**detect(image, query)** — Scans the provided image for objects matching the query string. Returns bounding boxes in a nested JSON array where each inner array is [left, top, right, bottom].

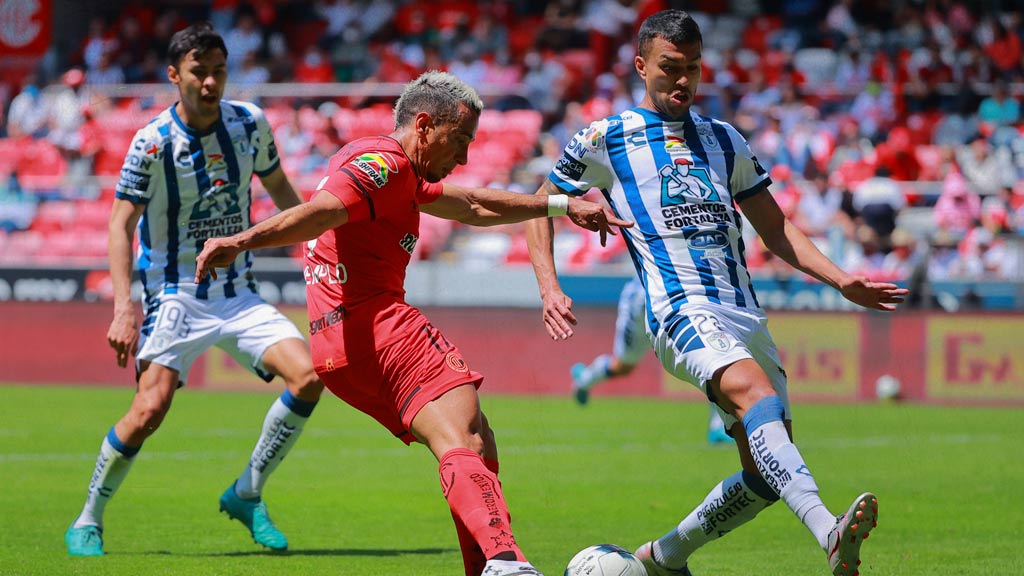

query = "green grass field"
[[0, 384, 1020, 576]]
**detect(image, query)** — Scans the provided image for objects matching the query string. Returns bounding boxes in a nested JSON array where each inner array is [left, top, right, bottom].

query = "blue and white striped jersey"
[[115, 100, 280, 301], [548, 107, 772, 336]]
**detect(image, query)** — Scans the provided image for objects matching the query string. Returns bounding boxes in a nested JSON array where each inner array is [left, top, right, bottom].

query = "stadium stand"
[[0, 0, 1022, 285]]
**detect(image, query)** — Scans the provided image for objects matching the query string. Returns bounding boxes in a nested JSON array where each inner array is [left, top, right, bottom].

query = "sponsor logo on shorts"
[[445, 351, 468, 373], [309, 304, 346, 335]]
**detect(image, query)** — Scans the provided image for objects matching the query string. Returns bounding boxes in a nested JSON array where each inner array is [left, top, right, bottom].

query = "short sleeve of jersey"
[[547, 120, 614, 197], [727, 124, 772, 202], [416, 180, 443, 204], [246, 103, 280, 177], [317, 150, 410, 224], [114, 126, 161, 204]]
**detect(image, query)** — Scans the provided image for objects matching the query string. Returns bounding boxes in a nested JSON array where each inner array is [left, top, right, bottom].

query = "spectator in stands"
[[852, 167, 905, 246], [47, 69, 91, 170], [849, 81, 895, 141], [82, 16, 117, 74], [223, 10, 263, 72], [926, 230, 962, 280], [0, 170, 36, 233], [834, 50, 871, 93], [537, 0, 588, 52], [879, 228, 921, 282], [116, 15, 151, 83], [294, 44, 335, 83], [824, 0, 858, 49], [6, 73, 49, 138], [86, 49, 126, 85], [797, 172, 843, 238], [522, 50, 568, 117], [984, 18, 1022, 77], [979, 79, 1021, 147], [933, 170, 981, 236], [956, 132, 1016, 196], [234, 51, 271, 85]]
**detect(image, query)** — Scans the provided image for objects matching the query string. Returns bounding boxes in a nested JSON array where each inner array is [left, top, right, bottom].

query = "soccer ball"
[[564, 544, 648, 576]]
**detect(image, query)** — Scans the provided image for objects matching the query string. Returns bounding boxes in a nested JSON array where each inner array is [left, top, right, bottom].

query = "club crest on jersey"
[[660, 159, 720, 205], [695, 123, 720, 150], [351, 152, 397, 188]]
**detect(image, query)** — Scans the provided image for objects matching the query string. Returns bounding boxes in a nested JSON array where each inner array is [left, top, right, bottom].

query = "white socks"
[[743, 396, 836, 549], [234, 390, 317, 500], [73, 428, 139, 528], [576, 354, 613, 389], [654, 470, 778, 569]]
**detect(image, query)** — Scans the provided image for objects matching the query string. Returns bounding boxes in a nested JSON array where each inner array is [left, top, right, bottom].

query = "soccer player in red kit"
[[196, 71, 631, 576]]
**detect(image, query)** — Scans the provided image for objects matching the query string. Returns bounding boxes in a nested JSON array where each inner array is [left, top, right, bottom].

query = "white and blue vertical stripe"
[[114, 100, 279, 302], [549, 108, 768, 342]]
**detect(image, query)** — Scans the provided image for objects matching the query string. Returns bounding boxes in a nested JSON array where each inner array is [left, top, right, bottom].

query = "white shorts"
[[651, 303, 790, 430], [612, 277, 651, 366], [136, 291, 305, 386]]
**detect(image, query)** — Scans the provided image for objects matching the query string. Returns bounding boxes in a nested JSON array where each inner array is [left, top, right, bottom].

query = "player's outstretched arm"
[[195, 191, 349, 282], [525, 180, 577, 340], [740, 189, 908, 311], [423, 182, 631, 245]]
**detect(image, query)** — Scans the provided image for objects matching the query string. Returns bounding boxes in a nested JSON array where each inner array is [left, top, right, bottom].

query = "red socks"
[[439, 448, 524, 573]]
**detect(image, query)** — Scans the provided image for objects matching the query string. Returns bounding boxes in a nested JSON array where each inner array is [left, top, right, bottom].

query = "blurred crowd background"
[[1, 0, 1022, 302]]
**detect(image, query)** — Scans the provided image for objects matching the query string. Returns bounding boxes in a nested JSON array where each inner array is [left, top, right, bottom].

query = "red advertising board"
[[1, 302, 1022, 407]]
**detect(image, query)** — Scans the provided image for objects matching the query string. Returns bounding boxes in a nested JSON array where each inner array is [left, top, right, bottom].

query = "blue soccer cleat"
[[571, 363, 590, 406], [65, 524, 104, 556], [219, 483, 288, 551], [827, 492, 879, 576], [707, 427, 735, 445]]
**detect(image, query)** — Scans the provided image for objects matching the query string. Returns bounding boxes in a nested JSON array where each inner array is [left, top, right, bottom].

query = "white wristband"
[[547, 194, 569, 217]]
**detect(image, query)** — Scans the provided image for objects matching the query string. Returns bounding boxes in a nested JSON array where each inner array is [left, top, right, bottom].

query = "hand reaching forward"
[[566, 198, 633, 246], [195, 237, 242, 283], [839, 276, 909, 311]]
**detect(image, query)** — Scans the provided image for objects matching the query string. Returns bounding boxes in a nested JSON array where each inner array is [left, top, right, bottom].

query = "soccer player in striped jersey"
[[526, 10, 907, 576], [65, 23, 323, 556]]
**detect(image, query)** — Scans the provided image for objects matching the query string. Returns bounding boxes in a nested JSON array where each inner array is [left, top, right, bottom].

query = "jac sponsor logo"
[[928, 317, 1024, 399]]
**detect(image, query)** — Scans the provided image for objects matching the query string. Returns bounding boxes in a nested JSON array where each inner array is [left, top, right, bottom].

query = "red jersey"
[[304, 136, 443, 367]]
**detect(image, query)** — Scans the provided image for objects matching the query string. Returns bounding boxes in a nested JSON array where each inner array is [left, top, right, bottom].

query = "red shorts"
[[316, 309, 483, 444]]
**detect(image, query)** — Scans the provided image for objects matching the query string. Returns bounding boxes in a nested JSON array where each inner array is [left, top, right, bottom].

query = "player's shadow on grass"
[[139, 547, 453, 557]]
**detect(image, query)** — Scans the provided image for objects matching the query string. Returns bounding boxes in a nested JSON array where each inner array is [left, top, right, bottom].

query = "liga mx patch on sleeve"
[[350, 152, 398, 188]]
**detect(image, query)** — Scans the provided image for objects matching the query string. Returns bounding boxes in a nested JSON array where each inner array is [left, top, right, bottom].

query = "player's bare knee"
[[286, 368, 323, 401], [132, 397, 170, 435]]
